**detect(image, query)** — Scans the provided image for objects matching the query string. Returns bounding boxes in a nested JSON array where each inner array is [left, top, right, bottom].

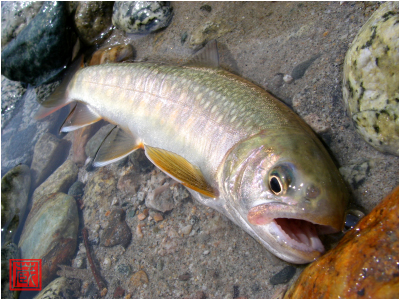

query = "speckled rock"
[[30, 132, 71, 188], [34, 277, 80, 299], [19, 193, 79, 276], [32, 160, 78, 204], [89, 44, 135, 66], [1, 1, 43, 49], [101, 209, 132, 248], [285, 186, 399, 299], [1, 243, 20, 299], [74, 1, 114, 46], [343, 2, 399, 156], [112, 1, 173, 34], [1, 1, 75, 85], [1, 164, 31, 243]]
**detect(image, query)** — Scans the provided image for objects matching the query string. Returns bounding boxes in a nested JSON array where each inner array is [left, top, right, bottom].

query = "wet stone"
[[1, 164, 31, 243], [74, 1, 114, 46], [116, 264, 132, 276], [34, 277, 80, 299], [30, 132, 71, 188], [32, 160, 78, 204], [1, 1, 76, 85], [101, 209, 132, 248], [112, 1, 173, 34], [270, 266, 297, 285], [68, 181, 85, 201], [145, 183, 175, 213]]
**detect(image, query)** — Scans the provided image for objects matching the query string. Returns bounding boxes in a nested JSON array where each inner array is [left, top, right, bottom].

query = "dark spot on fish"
[[393, 272, 399, 277], [375, 57, 379, 66], [384, 45, 390, 54], [233, 285, 240, 298], [361, 26, 377, 49], [382, 11, 396, 22], [379, 141, 383, 145], [373, 125, 379, 134], [353, 59, 357, 67], [357, 288, 365, 296], [369, 138, 373, 143], [200, 4, 212, 12], [291, 54, 321, 80]]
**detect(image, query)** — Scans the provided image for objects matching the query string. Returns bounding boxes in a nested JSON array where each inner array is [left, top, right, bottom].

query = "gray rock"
[[112, 1, 173, 34], [34, 277, 80, 299], [1, 243, 20, 299], [1, 164, 31, 243], [74, 1, 114, 46], [68, 181, 85, 200], [1, 1, 43, 49], [30, 132, 71, 188], [32, 160, 78, 204], [18, 192, 79, 261], [1, 1, 76, 85]]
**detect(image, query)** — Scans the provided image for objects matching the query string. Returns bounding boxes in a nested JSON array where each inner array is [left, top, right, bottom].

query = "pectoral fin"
[[60, 102, 102, 132], [144, 145, 218, 198], [92, 126, 143, 167]]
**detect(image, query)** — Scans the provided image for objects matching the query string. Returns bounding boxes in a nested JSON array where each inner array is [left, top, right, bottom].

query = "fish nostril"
[[306, 185, 320, 199]]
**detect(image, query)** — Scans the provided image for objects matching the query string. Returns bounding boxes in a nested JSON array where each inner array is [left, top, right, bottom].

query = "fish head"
[[220, 130, 349, 263]]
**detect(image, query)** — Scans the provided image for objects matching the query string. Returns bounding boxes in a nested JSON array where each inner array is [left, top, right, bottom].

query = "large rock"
[[1, 243, 20, 299], [285, 186, 399, 299], [1, 164, 31, 243], [34, 277, 80, 299], [18, 193, 79, 286], [1, 1, 75, 85], [343, 2, 399, 155]]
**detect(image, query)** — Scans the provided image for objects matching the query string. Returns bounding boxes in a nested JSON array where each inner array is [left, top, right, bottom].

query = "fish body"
[[36, 42, 349, 263]]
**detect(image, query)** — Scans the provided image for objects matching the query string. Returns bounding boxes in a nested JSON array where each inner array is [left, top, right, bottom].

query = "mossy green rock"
[[343, 2, 399, 156], [18, 192, 79, 260], [1, 164, 31, 243]]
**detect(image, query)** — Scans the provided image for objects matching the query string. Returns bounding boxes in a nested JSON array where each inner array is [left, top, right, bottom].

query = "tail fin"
[[34, 56, 84, 120]]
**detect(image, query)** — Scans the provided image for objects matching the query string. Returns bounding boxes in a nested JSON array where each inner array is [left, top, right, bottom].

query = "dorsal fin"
[[144, 144, 219, 198], [60, 102, 102, 132], [185, 40, 219, 68], [92, 126, 143, 167]]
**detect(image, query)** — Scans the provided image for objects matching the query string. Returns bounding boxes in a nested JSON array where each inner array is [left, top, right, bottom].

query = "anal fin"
[[92, 126, 143, 167], [60, 102, 102, 132], [144, 144, 218, 198]]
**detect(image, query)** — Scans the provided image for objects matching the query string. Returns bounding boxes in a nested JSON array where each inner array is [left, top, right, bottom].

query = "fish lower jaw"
[[269, 218, 325, 253]]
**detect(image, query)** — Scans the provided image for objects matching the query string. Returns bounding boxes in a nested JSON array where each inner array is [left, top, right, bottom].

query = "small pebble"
[[178, 273, 191, 281], [103, 257, 111, 270], [138, 213, 147, 221], [203, 250, 210, 255], [283, 74, 293, 83], [130, 270, 149, 287], [181, 224, 193, 235], [153, 213, 164, 222]]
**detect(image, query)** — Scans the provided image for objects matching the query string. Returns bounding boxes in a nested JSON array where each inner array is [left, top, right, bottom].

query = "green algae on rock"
[[343, 2, 399, 156]]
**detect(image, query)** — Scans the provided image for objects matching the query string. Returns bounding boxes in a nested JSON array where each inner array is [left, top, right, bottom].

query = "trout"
[[36, 41, 349, 263]]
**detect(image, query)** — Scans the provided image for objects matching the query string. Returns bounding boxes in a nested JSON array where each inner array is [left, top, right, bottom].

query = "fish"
[[35, 41, 349, 264]]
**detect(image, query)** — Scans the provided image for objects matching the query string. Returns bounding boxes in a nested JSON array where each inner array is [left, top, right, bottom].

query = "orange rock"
[[285, 187, 399, 299], [130, 270, 149, 287]]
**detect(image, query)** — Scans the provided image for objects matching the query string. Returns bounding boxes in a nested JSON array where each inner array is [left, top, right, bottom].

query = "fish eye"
[[267, 165, 291, 196]]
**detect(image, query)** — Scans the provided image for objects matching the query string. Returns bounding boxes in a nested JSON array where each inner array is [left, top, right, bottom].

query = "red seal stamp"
[[9, 259, 42, 291]]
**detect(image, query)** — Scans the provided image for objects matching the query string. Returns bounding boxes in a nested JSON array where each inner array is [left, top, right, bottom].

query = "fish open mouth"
[[247, 205, 339, 253], [270, 218, 326, 253]]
